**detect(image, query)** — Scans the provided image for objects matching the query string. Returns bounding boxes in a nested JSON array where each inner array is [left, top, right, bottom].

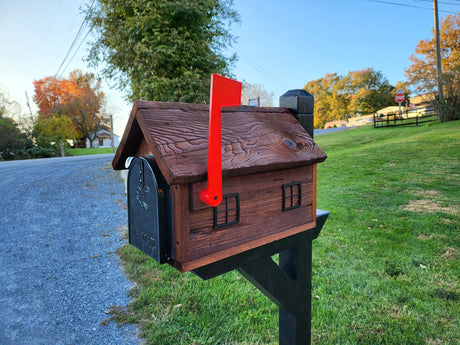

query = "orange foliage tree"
[[33, 70, 108, 147], [405, 13, 459, 94], [405, 13, 459, 121]]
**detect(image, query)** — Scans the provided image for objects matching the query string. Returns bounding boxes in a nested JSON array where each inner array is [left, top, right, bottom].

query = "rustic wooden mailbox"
[[113, 92, 326, 273], [113, 76, 328, 344]]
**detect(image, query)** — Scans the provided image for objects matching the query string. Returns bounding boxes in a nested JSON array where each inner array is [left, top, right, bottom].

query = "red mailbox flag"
[[199, 74, 242, 207]]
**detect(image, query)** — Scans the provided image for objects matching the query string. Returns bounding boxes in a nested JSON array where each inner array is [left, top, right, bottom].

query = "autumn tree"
[[405, 13, 459, 121], [342, 69, 394, 115], [33, 77, 79, 116], [304, 73, 342, 128], [304, 68, 397, 128], [85, 0, 239, 103], [33, 70, 108, 146]]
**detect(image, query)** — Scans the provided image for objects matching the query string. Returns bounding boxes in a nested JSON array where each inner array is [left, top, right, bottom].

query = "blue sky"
[[1, 0, 458, 135]]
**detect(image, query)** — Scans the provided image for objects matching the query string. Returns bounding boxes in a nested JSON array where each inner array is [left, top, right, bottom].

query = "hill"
[[111, 121, 459, 344]]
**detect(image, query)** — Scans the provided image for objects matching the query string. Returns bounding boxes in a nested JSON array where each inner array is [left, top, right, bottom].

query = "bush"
[[436, 96, 460, 122], [0, 114, 33, 160], [27, 146, 60, 159]]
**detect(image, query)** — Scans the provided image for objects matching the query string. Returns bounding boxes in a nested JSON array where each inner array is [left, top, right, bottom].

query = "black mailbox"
[[127, 156, 172, 264]]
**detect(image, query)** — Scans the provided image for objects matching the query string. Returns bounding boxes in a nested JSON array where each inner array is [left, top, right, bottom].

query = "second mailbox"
[[112, 100, 327, 272]]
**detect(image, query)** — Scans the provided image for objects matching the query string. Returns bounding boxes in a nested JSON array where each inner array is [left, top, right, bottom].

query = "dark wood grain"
[[113, 101, 327, 184], [176, 221, 316, 272], [171, 184, 190, 263], [113, 101, 327, 273], [187, 166, 314, 260]]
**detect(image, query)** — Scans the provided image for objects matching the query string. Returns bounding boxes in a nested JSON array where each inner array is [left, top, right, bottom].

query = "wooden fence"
[[373, 109, 438, 128]]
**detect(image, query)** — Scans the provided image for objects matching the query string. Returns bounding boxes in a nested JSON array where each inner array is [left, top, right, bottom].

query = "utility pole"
[[110, 114, 115, 153], [433, 0, 443, 101], [25, 91, 34, 124]]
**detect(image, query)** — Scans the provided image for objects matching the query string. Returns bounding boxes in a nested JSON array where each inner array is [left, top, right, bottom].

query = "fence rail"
[[373, 109, 437, 128]]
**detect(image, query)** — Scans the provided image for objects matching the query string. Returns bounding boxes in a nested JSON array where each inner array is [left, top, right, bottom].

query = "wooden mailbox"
[[112, 100, 327, 272]]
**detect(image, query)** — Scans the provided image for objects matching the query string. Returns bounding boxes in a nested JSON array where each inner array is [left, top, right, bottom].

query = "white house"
[[86, 130, 120, 148]]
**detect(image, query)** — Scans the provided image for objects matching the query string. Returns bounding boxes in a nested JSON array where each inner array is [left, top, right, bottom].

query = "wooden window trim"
[[282, 182, 301, 211], [213, 193, 240, 229]]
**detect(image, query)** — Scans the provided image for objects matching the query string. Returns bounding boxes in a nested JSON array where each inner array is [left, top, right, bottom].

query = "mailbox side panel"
[[181, 165, 315, 271], [171, 184, 191, 265]]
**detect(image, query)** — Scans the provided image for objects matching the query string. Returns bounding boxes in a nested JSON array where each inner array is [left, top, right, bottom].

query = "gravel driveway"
[[0, 154, 139, 345]]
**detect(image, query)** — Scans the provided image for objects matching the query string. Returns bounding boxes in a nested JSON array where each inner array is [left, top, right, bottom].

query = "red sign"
[[395, 91, 405, 103]]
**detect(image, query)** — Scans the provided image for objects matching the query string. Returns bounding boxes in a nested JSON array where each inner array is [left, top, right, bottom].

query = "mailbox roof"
[[112, 101, 327, 185]]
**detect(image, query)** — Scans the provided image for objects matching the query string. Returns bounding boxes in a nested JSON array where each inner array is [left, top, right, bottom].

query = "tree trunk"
[[59, 139, 65, 157]]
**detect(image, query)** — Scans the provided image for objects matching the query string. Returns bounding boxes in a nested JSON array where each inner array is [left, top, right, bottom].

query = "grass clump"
[[110, 121, 459, 344]]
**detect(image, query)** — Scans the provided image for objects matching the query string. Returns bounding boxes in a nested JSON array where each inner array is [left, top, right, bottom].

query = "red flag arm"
[[199, 74, 242, 207]]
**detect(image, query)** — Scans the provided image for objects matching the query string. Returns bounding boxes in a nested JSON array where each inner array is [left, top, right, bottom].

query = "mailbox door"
[[127, 157, 170, 264]]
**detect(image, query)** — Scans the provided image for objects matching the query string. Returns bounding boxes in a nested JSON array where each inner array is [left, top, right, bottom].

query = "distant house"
[[324, 120, 347, 129], [86, 130, 119, 148], [410, 93, 435, 107], [347, 115, 373, 127], [375, 106, 401, 115]]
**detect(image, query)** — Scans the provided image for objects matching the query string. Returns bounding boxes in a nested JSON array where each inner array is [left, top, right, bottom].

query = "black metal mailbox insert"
[[127, 156, 172, 264]]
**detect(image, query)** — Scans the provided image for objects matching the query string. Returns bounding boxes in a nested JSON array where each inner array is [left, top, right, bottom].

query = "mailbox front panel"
[[127, 157, 170, 264]]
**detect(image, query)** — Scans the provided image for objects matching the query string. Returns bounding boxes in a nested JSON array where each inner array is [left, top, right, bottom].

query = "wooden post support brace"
[[193, 210, 329, 345], [237, 210, 328, 345]]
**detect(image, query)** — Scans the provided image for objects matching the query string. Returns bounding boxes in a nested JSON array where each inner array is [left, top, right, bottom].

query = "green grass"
[[69, 147, 115, 156], [109, 121, 459, 344]]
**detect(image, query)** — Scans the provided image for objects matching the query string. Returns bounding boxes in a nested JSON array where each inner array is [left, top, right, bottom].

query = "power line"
[[36, 0, 96, 107], [54, 19, 88, 79], [60, 24, 94, 78], [416, 0, 460, 5], [55, 0, 96, 79], [366, 0, 459, 13], [238, 52, 289, 90]]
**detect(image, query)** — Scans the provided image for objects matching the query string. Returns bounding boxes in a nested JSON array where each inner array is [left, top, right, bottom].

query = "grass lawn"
[[69, 147, 115, 156], [109, 121, 459, 344]]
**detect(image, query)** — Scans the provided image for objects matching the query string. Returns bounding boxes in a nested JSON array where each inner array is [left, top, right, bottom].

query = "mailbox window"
[[214, 193, 240, 229], [282, 182, 301, 211]]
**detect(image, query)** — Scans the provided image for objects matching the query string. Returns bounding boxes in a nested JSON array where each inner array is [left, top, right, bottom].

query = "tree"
[[0, 92, 32, 160], [34, 115, 77, 157], [304, 68, 397, 128], [341, 68, 394, 115], [405, 13, 459, 94], [241, 82, 275, 106], [33, 77, 80, 116], [33, 70, 108, 146], [304, 73, 341, 128], [85, 0, 240, 103], [405, 13, 459, 121]]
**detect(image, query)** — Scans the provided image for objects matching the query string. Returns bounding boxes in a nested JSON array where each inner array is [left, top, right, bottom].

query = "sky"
[[1, 0, 458, 136]]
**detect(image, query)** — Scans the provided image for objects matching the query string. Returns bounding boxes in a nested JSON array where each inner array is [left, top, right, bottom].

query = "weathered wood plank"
[[171, 184, 190, 263], [187, 166, 314, 260], [189, 166, 314, 212], [312, 164, 317, 221], [113, 101, 327, 183], [131, 103, 326, 184], [176, 221, 316, 272]]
